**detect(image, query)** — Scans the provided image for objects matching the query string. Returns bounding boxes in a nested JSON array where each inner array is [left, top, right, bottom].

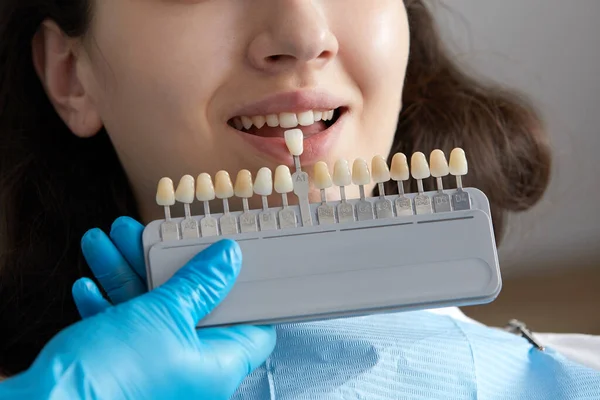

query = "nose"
[[247, 1, 339, 74]]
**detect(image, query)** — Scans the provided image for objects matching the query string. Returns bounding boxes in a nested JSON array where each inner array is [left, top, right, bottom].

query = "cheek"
[[85, 3, 240, 144], [335, 2, 409, 100]]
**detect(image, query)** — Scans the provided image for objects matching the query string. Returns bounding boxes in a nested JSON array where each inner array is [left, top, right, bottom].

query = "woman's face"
[[76, 0, 410, 221]]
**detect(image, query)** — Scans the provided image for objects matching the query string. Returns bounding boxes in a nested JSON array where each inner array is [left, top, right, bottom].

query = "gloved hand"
[[0, 238, 276, 400], [74, 216, 150, 315]]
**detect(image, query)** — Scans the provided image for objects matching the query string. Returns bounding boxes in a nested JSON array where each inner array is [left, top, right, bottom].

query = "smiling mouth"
[[227, 107, 345, 138]]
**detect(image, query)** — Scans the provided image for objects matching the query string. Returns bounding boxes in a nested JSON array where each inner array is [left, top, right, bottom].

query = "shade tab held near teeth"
[[352, 158, 371, 186], [234, 169, 254, 198], [411, 152, 431, 180], [196, 173, 216, 201], [254, 167, 273, 196], [274, 165, 294, 193], [284, 129, 304, 156], [371, 155, 391, 183], [175, 175, 195, 204], [314, 161, 333, 190], [430, 149, 450, 178], [449, 148, 468, 176], [215, 170, 234, 199], [156, 177, 176, 206], [390, 153, 410, 181], [333, 159, 352, 187]]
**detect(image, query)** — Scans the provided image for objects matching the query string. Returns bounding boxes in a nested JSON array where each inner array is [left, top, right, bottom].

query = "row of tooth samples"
[[155, 148, 471, 241], [312, 148, 470, 225]]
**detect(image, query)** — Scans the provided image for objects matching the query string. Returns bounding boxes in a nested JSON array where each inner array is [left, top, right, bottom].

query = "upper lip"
[[228, 90, 346, 119]]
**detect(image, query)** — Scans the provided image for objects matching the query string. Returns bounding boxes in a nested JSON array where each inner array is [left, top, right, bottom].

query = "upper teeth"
[[233, 109, 336, 130]]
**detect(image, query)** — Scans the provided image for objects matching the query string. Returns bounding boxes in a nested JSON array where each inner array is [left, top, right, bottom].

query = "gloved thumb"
[[144, 239, 242, 326]]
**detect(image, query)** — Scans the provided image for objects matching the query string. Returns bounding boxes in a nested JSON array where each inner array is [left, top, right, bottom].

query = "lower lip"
[[229, 112, 346, 166]]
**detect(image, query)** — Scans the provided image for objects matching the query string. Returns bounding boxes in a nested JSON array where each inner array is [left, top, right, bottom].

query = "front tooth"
[[175, 175, 196, 204], [241, 116, 253, 130], [411, 152, 431, 180], [297, 111, 314, 126], [274, 165, 294, 194], [313, 111, 323, 122], [314, 161, 333, 190], [196, 173, 216, 202], [266, 114, 279, 127], [234, 169, 254, 199], [352, 158, 371, 186], [333, 159, 352, 187], [284, 129, 304, 156], [215, 171, 234, 199], [233, 117, 244, 130], [252, 115, 266, 129], [279, 112, 298, 128], [254, 167, 273, 196], [156, 177, 176, 206]]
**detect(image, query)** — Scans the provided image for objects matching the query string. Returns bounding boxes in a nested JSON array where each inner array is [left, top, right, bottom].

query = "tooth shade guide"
[[152, 148, 474, 236], [143, 155, 500, 327]]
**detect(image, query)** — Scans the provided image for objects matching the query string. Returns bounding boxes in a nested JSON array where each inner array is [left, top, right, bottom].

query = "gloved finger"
[[109, 216, 147, 281], [72, 278, 112, 318], [197, 325, 277, 375], [81, 228, 146, 304], [146, 239, 242, 325]]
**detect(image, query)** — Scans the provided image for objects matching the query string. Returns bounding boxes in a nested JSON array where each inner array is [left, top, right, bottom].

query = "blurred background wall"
[[430, 0, 600, 332]]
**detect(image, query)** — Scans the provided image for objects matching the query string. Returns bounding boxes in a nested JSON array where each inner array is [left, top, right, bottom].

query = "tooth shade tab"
[[156, 177, 176, 206], [215, 170, 234, 199], [411, 152, 431, 180], [284, 129, 304, 156], [196, 173, 216, 201], [274, 165, 294, 193], [333, 159, 352, 187], [234, 169, 253, 198], [430, 149, 450, 178], [254, 167, 273, 196], [175, 175, 195, 204], [314, 161, 333, 190], [449, 148, 468, 176], [352, 158, 371, 186], [390, 153, 410, 181], [371, 155, 391, 183]]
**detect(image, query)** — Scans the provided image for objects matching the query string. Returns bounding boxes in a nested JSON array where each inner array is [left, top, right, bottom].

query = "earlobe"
[[31, 20, 103, 138]]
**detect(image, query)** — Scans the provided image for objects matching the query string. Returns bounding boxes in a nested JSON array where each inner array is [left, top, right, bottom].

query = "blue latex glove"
[[74, 216, 150, 314], [0, 238, 276, 399], [66, 217, 600, 400]]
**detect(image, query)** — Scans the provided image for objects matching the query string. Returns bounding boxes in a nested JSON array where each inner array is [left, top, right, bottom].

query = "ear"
[[31, 20, 102, 138]]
